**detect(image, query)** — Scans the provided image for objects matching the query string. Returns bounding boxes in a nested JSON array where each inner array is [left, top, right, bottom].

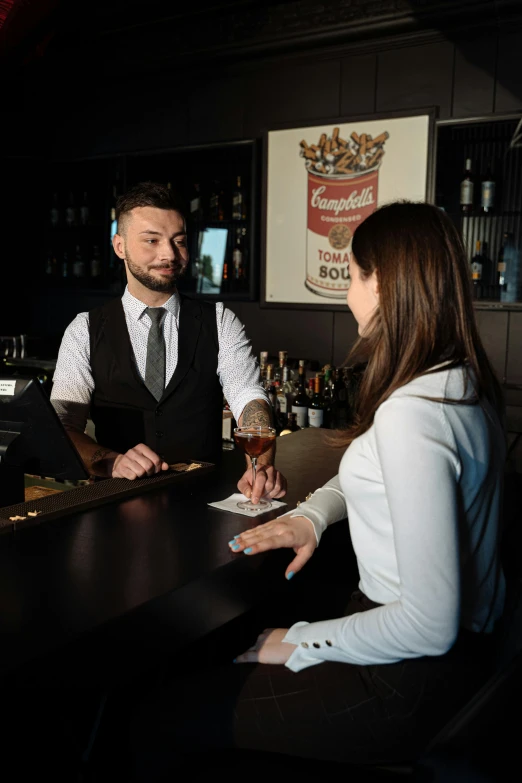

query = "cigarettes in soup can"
[[300, 127, 389, 299]]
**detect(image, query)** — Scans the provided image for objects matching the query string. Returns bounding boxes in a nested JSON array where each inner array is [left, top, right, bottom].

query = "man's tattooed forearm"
[[91, 448, 114, 465], [242, 399, 272, 427]]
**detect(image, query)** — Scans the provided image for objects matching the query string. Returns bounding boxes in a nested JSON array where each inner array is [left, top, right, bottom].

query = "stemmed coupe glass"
[[233, 425, 277, 511]]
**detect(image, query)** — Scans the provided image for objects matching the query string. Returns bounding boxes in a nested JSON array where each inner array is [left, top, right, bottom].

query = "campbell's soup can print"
[[300, 126, 389, 299]]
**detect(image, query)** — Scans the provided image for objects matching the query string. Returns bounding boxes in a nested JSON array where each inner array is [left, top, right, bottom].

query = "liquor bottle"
[[209, 181, 225, 221], [50, 192, 61, 228], [232, 226, 245, 284], [480, 240, 494, 289], [44, 249, 58, 276], [264, 364, 274, 391], [259, 351, 268, 384], [190, 183, 203, 223], [72, 244, 86, 278], [232, 175, 246, 220], [308, 376, 326, 428], [65, 191, 78, 227], [291, 360, 309, 429], [62, 250, 70, 278], [276, 369, 289, 421], [279, 412, 301, 436], [480, 162, 495, 215], [499, 232, 519, 303], [460, 158, 474, 214], [307, 378, 315, 399], [90, 245, 102, 278], [470, 240, 483, 298], [80, 191, 90, 226], [274, 350, 288, 384]]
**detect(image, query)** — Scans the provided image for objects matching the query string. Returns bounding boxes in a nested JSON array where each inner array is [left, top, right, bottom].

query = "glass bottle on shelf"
[[291, 360, 309, 429], [470, 240, 483, 298], [65, 191, 79, 227], [500, 232, 520, 303], [190, 183, 203, 223], [232, 175, 247, 220], [259, 351, 268, 384], [274, 350, 288, 384], [232, 226, 245, 285], [209, 180, 225, 221], [460, 158, 474, 214], [80, 191, 90, 226], [50, 192, 61, 228], [280, 411, 301, 435], [480, 162, 495, 215], [308, 375, 326, 428], [72, 244, 86, 278], [90, 245, 102, 278]]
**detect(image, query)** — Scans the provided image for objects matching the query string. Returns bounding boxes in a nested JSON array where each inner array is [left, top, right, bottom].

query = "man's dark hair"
[[116, 181, 185, 233]]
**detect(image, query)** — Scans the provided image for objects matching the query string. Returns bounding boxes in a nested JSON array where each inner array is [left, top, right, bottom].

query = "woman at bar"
[[126, 201, 506, 777]]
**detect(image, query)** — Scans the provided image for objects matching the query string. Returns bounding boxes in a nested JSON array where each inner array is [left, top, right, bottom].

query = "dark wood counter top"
[[0, 428, 346, 687]]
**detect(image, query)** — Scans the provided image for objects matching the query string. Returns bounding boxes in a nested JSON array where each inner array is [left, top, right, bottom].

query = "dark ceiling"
[[2, 0, 522, 83]]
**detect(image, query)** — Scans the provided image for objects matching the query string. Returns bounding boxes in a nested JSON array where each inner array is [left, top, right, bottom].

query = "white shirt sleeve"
[[215, 302, 269, 422], [286, 474, 348, 546], [283, 396, 462, 672], [50, 313, 93, 433]]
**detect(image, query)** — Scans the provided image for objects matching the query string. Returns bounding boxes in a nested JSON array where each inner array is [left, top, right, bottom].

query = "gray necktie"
[[144, 307, 166, 401]]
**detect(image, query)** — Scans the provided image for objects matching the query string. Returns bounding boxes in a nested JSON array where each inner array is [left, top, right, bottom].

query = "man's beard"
[[125, 254, 186, 293]]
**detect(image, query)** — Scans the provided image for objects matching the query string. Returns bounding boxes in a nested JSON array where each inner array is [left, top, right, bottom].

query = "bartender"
[[50, 181, 287, 504]]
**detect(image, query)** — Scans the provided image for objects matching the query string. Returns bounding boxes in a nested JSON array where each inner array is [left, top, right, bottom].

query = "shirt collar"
[[122, 286, 181, 323]]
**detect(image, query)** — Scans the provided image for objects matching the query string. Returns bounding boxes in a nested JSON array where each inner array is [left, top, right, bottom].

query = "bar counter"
[[0, 428, 349, 688]]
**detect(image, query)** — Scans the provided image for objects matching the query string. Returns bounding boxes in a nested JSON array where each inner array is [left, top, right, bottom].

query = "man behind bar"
[[50, 181, 286, 503]]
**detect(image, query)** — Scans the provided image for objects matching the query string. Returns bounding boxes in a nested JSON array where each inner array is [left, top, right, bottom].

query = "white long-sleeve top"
[[282, 365, 506, 672], [50, 287, 268, 431]]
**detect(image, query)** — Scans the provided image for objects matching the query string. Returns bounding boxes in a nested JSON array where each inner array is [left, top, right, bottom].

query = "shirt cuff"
[[283, 622, 324, 672]]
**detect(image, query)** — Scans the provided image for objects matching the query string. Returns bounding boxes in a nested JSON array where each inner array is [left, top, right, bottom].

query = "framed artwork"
[[261, 109, 436, 308]]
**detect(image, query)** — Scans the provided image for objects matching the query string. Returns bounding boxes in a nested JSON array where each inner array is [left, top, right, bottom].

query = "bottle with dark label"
[[232, 175, 246, 220], [480, 162, 495, 215], [279, 412, 301, 436], [308, 375, 326, 428], [460, 158, 474, 214], [291, 360, 309, 429], [470, 239, 483, 298]]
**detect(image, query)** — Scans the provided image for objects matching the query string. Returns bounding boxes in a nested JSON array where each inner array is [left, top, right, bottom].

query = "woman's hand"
[[234, 628, 297, 665], [237, 464, 287, 505], [229, 514, 317, 579]]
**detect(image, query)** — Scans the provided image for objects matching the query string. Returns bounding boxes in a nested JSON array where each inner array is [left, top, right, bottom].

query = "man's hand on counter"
[[111, 444, 169, 480], [237, 463, 287, 505]]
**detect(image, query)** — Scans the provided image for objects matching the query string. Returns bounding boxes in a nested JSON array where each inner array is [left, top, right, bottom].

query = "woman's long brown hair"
[[334, 200, 504, 447]]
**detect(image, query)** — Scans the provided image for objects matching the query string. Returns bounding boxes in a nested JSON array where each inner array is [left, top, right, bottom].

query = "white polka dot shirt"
[[50, 287, 268, 433]]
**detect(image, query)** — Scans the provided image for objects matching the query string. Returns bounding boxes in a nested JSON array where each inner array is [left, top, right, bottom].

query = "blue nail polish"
[[286, 571, 294, 580], [233, 534, 240, 539], [232, 658, 237, 663], [232, 545, 240, 551], [244, 547, 252, 554], [228, 539, 235, 545]]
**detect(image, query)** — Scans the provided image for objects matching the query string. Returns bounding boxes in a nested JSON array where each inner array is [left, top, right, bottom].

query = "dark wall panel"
[[506, 312, 522, 386], [235, 302, 334, 367], [333, 312, 360, 368], [340, 53, 377, 117], [453, 35, 496, 117], [376, 41, 454, 119], [188, 75, 246, 145], [475, 309, 509, 382], [495, 29, 522, 113], [243, 59, 341, 138]]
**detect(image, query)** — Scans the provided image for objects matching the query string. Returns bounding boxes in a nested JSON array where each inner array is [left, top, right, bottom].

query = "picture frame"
[[261, 108, 437, 310]]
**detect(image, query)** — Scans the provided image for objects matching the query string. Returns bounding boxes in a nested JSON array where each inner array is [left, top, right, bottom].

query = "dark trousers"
[[117, 588, 496, 782]]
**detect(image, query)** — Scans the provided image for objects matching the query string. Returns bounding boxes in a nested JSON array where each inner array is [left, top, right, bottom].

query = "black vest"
[[88, 295, 223, 464]]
